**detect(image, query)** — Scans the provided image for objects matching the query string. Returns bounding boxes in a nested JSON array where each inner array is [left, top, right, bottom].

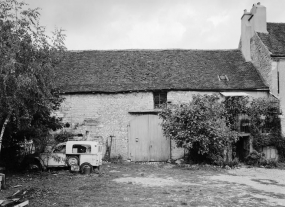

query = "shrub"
[[105, 154, 123, 163], [214, 157, 240, 168], [245, 150, 263, 166], [266, 159, 278, 168], [54, 131, 74, 143], [160, 94, 238, 164]]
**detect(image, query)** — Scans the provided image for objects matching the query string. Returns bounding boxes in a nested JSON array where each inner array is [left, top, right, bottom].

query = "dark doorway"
[[235, 136, 250, 162]]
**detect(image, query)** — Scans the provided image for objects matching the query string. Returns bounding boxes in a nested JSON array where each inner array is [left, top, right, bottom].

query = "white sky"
[[24, 0, 285, 50]]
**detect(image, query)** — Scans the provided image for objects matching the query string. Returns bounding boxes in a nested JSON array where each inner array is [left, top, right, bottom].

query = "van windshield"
[[53, 145, 66, 153]]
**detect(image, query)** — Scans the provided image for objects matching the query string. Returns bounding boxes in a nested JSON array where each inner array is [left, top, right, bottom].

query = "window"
[[98, 145, 102, 152], [72, 144, 91, 153], [240, 118, 250, 133], [154, 92, 167, 108], [218, 75, 229, 81]]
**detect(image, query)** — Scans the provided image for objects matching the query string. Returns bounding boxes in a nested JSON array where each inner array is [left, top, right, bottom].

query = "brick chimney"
[[240, 2, 268, 61]]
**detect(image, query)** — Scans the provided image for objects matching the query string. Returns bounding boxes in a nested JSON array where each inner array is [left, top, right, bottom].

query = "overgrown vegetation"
[[0, 0, 66, 169], [245, 150, 278, 168], [247, 98, 285, 162], [226, 96, 285, 162], [160, 94, 285, 165], [54, 131, 74, 143], [160, 94, 239, 164]]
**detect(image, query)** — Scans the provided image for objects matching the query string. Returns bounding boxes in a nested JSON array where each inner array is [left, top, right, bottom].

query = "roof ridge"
[[267, 22, 285, 25], [68, 49, 240, 52]]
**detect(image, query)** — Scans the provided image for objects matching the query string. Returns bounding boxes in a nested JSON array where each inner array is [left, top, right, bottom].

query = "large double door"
[[128, 115, 170, 161]]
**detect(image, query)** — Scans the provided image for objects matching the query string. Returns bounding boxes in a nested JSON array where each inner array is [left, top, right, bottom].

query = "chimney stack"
[[249, 2, 268, 33], [240, 2, 268, 61]]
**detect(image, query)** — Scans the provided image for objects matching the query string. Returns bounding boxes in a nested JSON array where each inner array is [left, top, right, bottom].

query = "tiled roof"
[[258, 23, 285, 56], [55, 49, 268, 93]]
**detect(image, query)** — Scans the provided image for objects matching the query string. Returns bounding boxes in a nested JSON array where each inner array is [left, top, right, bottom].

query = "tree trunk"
[[223, 142, 233, 162], [227, 143, 233, 162], [0, 114, 11, 155]]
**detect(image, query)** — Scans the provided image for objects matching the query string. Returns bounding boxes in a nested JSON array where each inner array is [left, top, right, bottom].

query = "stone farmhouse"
[[54, 3, 284, 162]]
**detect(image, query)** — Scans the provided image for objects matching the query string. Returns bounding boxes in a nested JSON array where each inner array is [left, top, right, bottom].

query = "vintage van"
[[23, 141, 103, 173]]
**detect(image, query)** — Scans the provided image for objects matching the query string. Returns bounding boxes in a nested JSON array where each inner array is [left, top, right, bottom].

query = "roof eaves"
[[59, 87, 269, 95], [270, 54, 285, 57]]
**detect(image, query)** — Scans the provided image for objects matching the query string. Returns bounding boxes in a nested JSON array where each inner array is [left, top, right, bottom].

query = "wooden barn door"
[[128, 115, 170, 161]]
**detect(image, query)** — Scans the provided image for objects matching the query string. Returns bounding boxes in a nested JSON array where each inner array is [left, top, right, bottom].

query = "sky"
[[24, 0, 285, 51]]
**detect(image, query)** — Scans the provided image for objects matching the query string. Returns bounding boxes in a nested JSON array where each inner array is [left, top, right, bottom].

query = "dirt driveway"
[[0, 163, 284, 206]]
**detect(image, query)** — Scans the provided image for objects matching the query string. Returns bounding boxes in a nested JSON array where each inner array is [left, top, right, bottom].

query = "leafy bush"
[[213, 157, 240, 168], [104, 154, 123, 163], [54, 131, 74, 143], [245, 150, 279, 168], [265, 159, 278, 168], [245, 150, 265, 166], [110, 154, 123, 163], [160, 94, 238, 164]]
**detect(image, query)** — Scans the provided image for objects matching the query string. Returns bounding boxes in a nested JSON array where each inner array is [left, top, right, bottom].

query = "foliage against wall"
[[159, 94, 238, 163], [160, 94, 285, 163]]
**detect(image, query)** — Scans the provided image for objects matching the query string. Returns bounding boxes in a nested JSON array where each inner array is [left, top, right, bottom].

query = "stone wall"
[[58, 91, 220, 160], [57, 90, 268, 160], [250, 34, 272, 90], [168, 91, 215, 104], [277, 60, 285, 135], [250, 33, 285, 135], [59, 92, 154, 159]]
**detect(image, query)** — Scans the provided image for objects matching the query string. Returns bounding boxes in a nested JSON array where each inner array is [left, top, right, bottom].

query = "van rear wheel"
[[80, 162, 93, 174], [67, 156, 79, 166]]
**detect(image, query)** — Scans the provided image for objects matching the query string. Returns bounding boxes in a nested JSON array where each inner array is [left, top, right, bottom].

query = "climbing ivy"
[[225, 96, 285, 162], [247, 98, 285, 162]]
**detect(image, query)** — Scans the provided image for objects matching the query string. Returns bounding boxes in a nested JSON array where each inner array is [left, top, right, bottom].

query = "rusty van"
[[22, 141, 103, 173]]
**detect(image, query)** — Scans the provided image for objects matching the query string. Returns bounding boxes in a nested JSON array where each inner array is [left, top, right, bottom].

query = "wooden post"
[[104, 135, 114, 160], [0, 173, 6, 189]]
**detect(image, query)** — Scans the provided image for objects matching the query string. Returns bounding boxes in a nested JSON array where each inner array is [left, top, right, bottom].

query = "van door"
[[42, 144, 67, 167]]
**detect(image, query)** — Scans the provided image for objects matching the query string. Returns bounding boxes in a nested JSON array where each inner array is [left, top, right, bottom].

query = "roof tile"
[[258, 23, 285, 55], [55, 49, 267, 93]]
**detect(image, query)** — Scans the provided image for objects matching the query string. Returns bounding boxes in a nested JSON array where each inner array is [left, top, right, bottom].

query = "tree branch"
[[0, 113, 11, 154]]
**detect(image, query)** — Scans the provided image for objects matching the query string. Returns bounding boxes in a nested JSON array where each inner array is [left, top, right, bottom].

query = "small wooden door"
[[128, 115, 170, 161]]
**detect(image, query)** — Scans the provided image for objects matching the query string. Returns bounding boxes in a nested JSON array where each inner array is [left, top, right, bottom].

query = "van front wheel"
[[67, 156, 79, 166]]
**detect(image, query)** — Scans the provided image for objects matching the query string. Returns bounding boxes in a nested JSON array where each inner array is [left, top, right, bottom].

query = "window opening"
[[218, 75, 229, 81], [240, 118, 250, 133], [154, 92, 167, 108], [64, 122, 70, 128]]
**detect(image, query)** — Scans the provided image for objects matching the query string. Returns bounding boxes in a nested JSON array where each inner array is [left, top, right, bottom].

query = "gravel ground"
[[210, 167, 285, 206], [113, 165, 285, 206], [1, 163, 285, 206]]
